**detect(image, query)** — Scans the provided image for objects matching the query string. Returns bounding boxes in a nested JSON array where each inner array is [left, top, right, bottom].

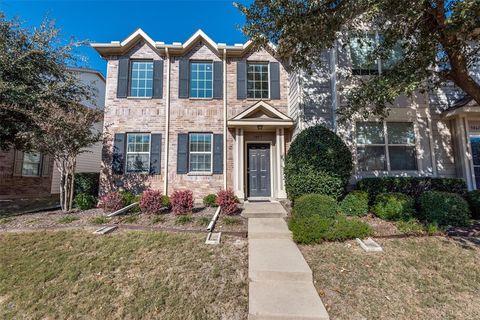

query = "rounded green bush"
[[323, 215, 373, 241], [73, 193, 97, 210], [466, 190, 480, 219], [339, 191, 369, 216], [203, 194, 218, 207], [285, 125, 352, 200], [161, 195, 171, 209], [288, 215, 334, 244], [419, 191, 470, 226], [372, 193, 414, 221], [293, 194, 337, 219]]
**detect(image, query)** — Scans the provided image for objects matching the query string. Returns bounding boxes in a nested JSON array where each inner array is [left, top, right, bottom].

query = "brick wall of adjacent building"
[[0, 150, 54, 199], [101, 39, 290, 198]]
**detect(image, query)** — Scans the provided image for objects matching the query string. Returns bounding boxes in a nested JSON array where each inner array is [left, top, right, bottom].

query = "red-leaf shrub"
[[171, 190, 194, 215], [97, 191, 124, 213], [139, 189, 164, 214], [216, 189, 239, 215]]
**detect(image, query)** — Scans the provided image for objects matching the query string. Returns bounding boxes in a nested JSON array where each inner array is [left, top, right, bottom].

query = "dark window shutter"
[[150, 133, 162, 175], [213, 61, 223, 99], [41, 154, 51, 177], [117, 58, 129, 98], [153, 60, 164, 99], [13, 150, 24, 176], [213, 134, 223, 174], [269, 62, 280, 100], [112, 133, 125, 175], [237, 61, 247, 99], [178, 60, 189, 98], [177, 133, 189, 174]]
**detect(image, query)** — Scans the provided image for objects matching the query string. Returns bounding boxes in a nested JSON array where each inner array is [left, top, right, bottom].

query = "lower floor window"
[[126, 133, 151, 173], [189, 133, 212, 172], [356, 122, 417, 171], [22, 152, 42, 176]]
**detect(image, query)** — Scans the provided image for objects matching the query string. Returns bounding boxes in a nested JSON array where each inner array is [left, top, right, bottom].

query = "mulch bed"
[[358, 214, 404, 237], [0, 205, 247, 234], [447, 222, 480, 237]]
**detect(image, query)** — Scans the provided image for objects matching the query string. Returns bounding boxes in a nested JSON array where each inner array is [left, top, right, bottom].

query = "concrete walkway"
[[244, 202, 329, 320]]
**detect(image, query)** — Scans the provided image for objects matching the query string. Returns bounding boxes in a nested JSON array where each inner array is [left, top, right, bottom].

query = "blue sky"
[[0, 0, 251, 75]]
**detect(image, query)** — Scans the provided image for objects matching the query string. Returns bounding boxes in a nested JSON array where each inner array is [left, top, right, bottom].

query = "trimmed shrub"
[[293, 194, 337, 219], [419, 191, 470, 226], [171, 190, 194, 215], [216, 189, 239, 215], [466, 190, 480, 219], [339, 191, 369, 216], [161, 195, 171, 209], [73, 193, 97, 210], [372, 193, 414, 221], [120, 191, 140, 205], [97, 192, 124, 213], [203, 194, 218, 207], [285, 163, 345, 200], [289, 215, 372, 244], [284, 125, 352, 200], [74, 172, 100, 197], [356, 177, 467, 203], [139, 189, 163, 214]]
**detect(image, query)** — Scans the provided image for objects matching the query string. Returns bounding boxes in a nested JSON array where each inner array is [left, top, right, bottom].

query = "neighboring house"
[[0, 68, 106, 199], [92, 29, 480, 200]]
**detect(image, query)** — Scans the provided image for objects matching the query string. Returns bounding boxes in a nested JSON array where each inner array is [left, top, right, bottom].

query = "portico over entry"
[[228, 101, 294, 200]]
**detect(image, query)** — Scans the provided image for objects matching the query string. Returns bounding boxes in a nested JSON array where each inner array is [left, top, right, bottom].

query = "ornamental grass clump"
[[216, 189, 239, 215], [339, 191, 369, 216], [372, 193, 414, 221], [171, 190, 194, 215]]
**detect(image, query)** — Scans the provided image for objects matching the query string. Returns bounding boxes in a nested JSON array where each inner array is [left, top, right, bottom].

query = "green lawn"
[[301, 237, 480, 320], [0, 230, 247, 319]]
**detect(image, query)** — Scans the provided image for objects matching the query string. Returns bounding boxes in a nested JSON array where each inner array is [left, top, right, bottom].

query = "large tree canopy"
[[0, 12, 92, 150], [237, 0, 480, 119]]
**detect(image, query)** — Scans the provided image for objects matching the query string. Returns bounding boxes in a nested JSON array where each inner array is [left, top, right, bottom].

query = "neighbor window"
[[247, 62, 269, 99], [356, 122, 417, 171], [22, 152, 42, 176], [349, 32, 403, 74], [130, 61, 153, 97], [189, 133, 212, 172], [190, 62, 213, 98], [126, 133, 151, 173]]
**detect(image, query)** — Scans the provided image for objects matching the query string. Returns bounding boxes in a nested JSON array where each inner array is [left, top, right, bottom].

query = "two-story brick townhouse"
[[92, 29, 292, 199], [93, 29, 480, 200]]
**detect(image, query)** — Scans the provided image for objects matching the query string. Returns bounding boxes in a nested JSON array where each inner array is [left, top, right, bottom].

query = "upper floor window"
[[349, 33, 403, 75], [22, 152, 42, 176], [126, 133, 151, 173], [247, 62, 269, 99], [189, 133, 212, 173], [356, 122, 417, 172], [130, 61, 153, 97], [190, 62, 213, 98]]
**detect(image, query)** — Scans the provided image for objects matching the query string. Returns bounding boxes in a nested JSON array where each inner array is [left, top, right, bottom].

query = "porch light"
[[257, 125, 263, 130]]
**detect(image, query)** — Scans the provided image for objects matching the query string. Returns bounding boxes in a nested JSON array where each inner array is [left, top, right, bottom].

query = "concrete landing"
[[248, 218, 291, 239], [242, 202, 287, 218], [247, 202, 329, 320]]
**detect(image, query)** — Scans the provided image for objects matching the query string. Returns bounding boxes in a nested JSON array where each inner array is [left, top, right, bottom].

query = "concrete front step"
[[249, 239, 312, 282], [242, 202, 287, 218], [249, 280, 330, 320], [248, 218, 291, 239]]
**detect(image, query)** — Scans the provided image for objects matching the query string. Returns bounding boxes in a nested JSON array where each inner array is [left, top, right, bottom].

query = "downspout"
[[223, 48, 227, 189], [163, 48, 171, 194], [330, 41, 338, 132]]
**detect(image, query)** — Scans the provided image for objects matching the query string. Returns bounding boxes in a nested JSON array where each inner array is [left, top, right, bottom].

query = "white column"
[[276, 128, 287, 198], [235, 128, 245, 199]]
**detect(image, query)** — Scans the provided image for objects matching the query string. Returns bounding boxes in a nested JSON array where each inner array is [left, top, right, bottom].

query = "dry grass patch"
[[301, 237, 480, 320], [0, 230, 248, 319]]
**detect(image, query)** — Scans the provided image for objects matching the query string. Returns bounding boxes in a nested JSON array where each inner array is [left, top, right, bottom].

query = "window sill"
[[21, 175, 42, 178], [126, 96, 153, 100], [245, 98, 271, 101], [187, 172, 213, 176], [188, 97, 214, 100]]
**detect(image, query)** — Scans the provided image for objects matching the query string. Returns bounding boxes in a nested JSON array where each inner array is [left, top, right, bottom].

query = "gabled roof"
[[442, 95, 480, 118], [228, 101, 293, 128], [91, 29, 277, 58]]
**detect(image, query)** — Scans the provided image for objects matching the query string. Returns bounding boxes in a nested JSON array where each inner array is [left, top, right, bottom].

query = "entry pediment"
[[230, 101, 292, 121]]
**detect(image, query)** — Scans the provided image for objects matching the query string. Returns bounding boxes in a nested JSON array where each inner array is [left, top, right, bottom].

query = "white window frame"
[[189, 61, 213, 99], [125, 133, 151, 173], [188, 133, 213, 173], [22, 151, 42, 177], [247, 62, 270, 99], [355, 121, 417, 172], [129, 60, 154, 98]]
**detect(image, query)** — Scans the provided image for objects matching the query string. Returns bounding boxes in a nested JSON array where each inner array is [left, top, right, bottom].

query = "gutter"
[[163, 48, 171, 194]]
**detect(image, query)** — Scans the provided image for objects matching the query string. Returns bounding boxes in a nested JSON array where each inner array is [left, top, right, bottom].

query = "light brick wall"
[[100, 39, 290, 199]]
